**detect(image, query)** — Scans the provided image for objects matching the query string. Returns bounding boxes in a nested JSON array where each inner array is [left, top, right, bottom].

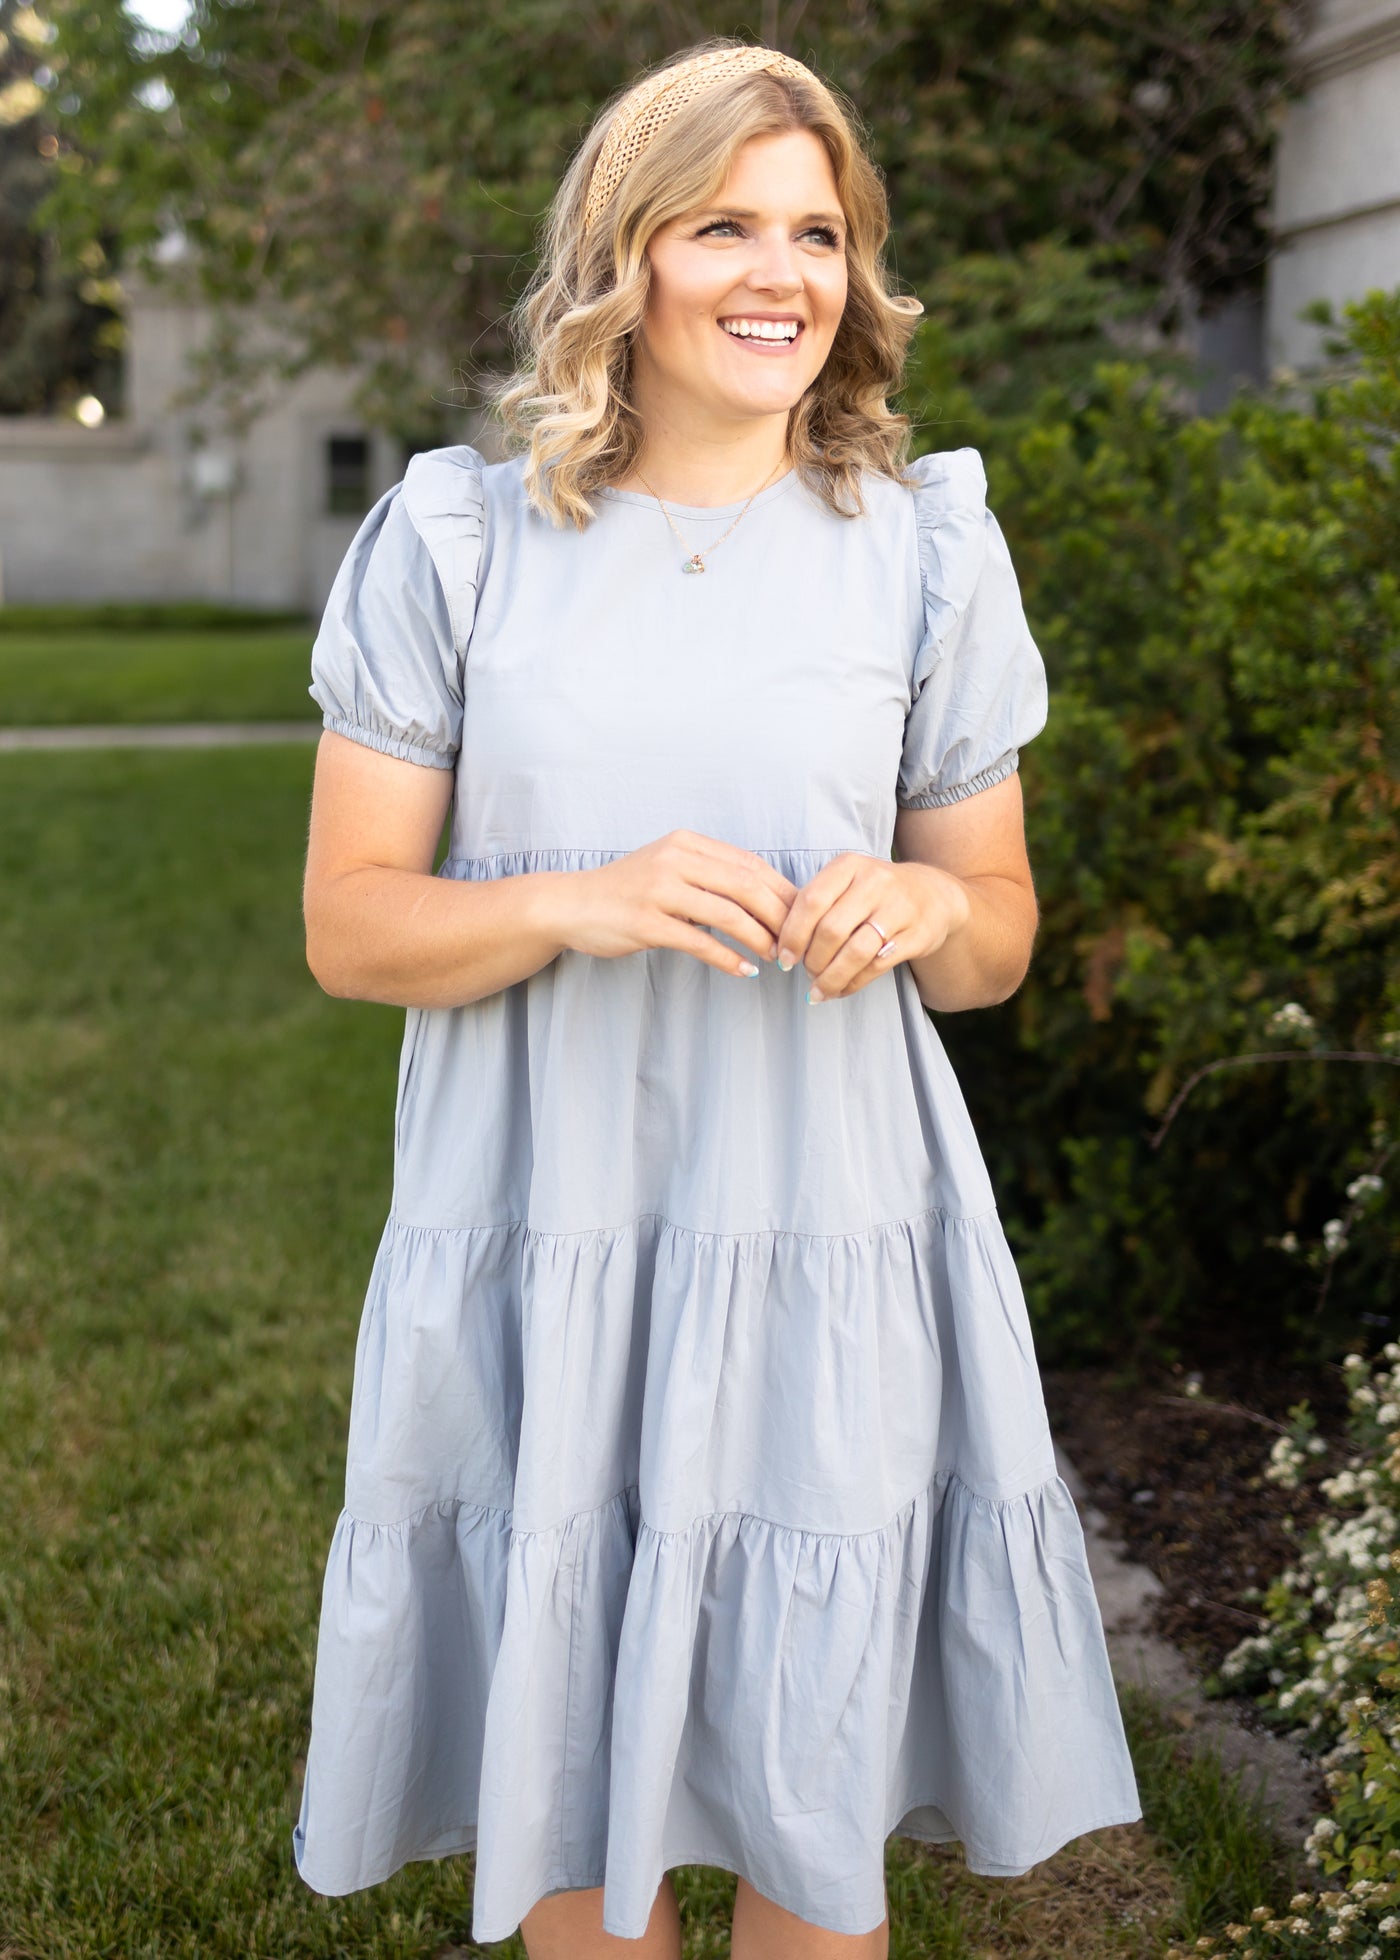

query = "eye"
[[696, 219, 743, 239], [803, 224, 841, 248]]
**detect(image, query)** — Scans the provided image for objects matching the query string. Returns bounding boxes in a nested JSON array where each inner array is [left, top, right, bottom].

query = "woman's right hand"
[[557, 829, 798, 977]]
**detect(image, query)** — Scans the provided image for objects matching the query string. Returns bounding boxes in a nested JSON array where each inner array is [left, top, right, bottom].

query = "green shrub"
[[914, 288, 1400, 1365]]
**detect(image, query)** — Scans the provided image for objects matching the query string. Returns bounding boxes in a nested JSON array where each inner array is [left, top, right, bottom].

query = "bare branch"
[[1149, 1052, 1400, 1152]]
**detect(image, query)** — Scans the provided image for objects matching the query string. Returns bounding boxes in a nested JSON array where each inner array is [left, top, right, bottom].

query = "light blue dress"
[[291, 443, 1142, 1942]]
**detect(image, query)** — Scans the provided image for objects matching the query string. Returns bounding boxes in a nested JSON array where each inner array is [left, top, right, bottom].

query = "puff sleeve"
[[308, 444, 486, 769], [897, 448, 1048, 810]]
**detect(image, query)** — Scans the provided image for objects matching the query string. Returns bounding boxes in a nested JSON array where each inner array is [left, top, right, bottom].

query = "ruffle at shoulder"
[[307, 444, 488, 770], [896, 447, 1048, 811], [400, 443, 488, 656], [905, 447, 991, 687]]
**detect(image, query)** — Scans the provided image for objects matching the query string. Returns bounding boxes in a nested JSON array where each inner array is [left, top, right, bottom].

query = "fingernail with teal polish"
[[739, 961, 759, 977], [777, 951, 795, 971], [807, 986, 825, 1004]]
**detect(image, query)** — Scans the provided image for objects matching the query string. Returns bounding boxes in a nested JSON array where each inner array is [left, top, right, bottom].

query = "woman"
[[292, 38, 1142, 1960]]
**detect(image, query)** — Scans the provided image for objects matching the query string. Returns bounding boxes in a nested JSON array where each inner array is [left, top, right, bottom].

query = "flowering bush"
[[1163, 1877, 1400, 1958], [1188, 1347, 1400, 1950]]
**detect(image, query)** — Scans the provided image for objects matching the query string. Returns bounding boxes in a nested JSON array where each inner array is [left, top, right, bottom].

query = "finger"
[[811, 922, 900, 999], [803, 874, 895, 975], [687, 850, 799, 914], [679, 856, 797, 937], [774, 856, 863, 965], [809, 918, 891, 997], [654, 915, 766, 978], [679, 832, 800, 899], [670, 885, 780, 962]]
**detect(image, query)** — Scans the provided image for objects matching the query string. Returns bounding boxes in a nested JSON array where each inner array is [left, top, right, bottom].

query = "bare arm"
[[302, 731, 800, 1008], [776, 771, 1038, 1011], [302, 732, 569, 1006], [892, 771, 1039, 1011]]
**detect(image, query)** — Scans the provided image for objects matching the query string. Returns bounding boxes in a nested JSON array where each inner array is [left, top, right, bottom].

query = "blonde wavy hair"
[[489, 38, 924, 529]]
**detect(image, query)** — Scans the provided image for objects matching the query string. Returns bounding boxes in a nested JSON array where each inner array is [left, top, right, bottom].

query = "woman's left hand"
[[775, 854, 971, 1001]]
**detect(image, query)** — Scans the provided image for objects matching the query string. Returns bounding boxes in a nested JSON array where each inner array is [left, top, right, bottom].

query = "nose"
[[744, 226, 804, 298]]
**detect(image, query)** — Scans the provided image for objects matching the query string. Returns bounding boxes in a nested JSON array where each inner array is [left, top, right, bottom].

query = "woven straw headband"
[[581, 46, 823, 235]]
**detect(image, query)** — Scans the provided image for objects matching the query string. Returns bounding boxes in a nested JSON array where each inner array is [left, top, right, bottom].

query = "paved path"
[[0, 721, 320, 751]]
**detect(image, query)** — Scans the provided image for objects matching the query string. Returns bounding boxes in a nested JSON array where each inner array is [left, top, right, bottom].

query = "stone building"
[[0, 275, 492, 613], [1265, 0, 1400, 371]]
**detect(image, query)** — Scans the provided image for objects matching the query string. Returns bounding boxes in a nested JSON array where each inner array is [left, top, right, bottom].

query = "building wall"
[[1265, 0, 1400, 370], [0, 283, 494, 614]]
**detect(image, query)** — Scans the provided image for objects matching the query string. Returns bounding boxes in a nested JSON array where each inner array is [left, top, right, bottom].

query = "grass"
[[0, 618, 317, 726], [0, 745, 1309, 1958]]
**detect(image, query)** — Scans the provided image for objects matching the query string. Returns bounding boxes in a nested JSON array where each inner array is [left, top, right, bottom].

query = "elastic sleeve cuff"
[[320, 714, 456, 770], [896, 750, 1019, 811]]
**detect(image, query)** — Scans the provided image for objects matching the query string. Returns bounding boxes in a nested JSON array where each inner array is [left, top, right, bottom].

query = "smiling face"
[[633, 126, 849, 440]]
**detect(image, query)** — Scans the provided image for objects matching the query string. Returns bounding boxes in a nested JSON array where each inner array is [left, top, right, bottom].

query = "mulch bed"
[[1041, 1347, 1362, 1679]]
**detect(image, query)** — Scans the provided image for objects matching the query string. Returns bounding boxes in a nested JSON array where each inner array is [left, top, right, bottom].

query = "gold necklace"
[[634, 457, 788, 574]]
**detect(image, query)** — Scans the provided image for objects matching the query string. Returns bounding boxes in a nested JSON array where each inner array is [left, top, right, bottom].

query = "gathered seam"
[[337, 1460, 1068, 1539], [383, 1199, 1001, 1242], [439, 843, 877, 868]]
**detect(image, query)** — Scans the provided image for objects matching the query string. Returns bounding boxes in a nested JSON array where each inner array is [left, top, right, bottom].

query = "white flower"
[[1348, 1173, 1384, 1202], [1325, 1218, 1350, 1255], [1379, 1913, 1399, 1932], [1279, 1231, 1300, 1253], [1269, 1002, 1317, 1036], [1309, 1438, 1328, 1454]]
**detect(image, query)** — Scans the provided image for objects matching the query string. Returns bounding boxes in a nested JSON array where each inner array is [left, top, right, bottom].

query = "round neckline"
[[596, 467, 799, 522]]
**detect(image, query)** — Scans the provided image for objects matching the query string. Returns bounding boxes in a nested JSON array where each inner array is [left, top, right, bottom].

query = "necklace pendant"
[[682, 553, 706, 574]]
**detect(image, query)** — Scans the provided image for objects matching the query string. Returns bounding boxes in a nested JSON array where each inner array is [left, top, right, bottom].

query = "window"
[[325, 434, 370, 515]]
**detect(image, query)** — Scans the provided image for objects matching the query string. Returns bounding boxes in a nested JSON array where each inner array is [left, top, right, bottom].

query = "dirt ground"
[[1041, 1348, 1359, 1677]]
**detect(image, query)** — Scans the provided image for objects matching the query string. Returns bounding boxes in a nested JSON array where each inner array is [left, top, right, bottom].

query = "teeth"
[[721, 319, 799, 341]]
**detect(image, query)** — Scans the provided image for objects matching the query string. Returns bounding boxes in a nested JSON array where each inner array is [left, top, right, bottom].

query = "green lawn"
[[0, 746, 1302, 1957], [0, 626, 317, 725]]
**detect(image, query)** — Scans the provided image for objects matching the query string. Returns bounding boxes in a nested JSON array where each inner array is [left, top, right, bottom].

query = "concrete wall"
[[1265, 0, 1400, 370], [0, 284, 493, 614]]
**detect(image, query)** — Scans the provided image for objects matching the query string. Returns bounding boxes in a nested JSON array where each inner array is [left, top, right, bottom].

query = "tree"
[[37, 0, 1301, 431], [0, 0, 122, 414]]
